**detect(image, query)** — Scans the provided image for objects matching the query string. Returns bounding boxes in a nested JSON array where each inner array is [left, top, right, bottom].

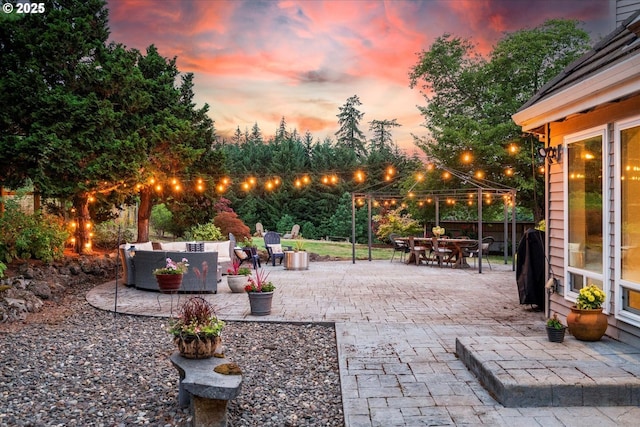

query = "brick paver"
[[88, 260, 640, 426]]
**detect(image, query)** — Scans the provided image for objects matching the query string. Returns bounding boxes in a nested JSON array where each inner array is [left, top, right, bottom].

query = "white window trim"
[[615, 115, 640, 326], [563, 125, 609, 313]]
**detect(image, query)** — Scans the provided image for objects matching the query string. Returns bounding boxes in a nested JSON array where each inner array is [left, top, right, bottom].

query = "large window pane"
[[621, 125, 640, 283], [567, 136, 602, 273]]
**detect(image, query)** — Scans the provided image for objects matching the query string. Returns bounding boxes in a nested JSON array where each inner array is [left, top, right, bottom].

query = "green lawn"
[[250, 237, 394, 260], [248, 237, 515, 263]]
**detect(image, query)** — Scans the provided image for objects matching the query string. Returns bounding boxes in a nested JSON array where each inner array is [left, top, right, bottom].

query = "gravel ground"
[[0, 281, 344, 426]]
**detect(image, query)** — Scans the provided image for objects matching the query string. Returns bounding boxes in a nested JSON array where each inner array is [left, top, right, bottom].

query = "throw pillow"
[[268, 244, 283, 254], [234, 249, 249, 260]]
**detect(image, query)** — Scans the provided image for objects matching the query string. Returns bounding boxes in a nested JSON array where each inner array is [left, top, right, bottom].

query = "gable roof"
[[513, 10, 640, 132]]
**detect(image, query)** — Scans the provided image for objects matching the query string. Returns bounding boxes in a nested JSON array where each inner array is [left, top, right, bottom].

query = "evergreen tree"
[[369, 119, 401, 152], [335, 95, 367, 158]]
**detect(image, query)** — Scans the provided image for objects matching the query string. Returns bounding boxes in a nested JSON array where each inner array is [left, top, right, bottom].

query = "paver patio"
[[88, 260, 640, 426]]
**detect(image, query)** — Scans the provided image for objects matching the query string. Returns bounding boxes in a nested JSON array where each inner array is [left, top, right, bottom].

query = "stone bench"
[[170, 353, 243, 427]]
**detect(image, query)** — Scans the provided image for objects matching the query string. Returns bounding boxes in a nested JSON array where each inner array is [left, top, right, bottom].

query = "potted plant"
[[153, 257, 189, 294], [432, 226, 445, 238], [545, 313, 567, 343], [285, 238, 309, 270], [169, 297, 225, 359], [566, 284, 608, 341], [242, 236, 257, 249], [245, 269, 275, 316], [226, 259, 252, 293]]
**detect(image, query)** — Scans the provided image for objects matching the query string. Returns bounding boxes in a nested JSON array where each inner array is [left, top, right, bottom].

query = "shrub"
[[150, 203, 173, 237], [373, 207, 422, 242], [213, 211, 250, 240], [93, 220, 135, 249], [186, 222, 223, 241], [0, 261, 6, 278], [301, 221, 319, 240], [0, 199, 68, 263]]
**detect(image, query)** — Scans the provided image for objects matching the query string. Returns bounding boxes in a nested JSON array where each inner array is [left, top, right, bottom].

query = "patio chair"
[[408, 236, 428, 266], [264, 231, 285, 266], [283, 224, 300, 239], [255, 222, 266, 237], [428, 237, 453, 267], [466, 236, 493, 269], [389, 233, 410, 263]]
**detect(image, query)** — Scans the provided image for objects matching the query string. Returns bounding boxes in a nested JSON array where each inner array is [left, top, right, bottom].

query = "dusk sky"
[[106, 0, 611, 155]]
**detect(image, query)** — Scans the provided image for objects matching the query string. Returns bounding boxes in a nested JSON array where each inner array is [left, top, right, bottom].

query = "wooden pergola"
[[351, 166, 517, 273]]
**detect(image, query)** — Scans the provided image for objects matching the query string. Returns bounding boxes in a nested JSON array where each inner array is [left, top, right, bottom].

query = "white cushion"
[[268, 244, 283, 254], [127, 241, 154, 251], [160, 241, 187, 252], [204, 241, 231, 253]]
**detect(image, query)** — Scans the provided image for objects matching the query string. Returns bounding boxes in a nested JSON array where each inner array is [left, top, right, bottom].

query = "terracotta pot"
[[247, 291, 273, 316], [566, 306, 608, 341], [174, 335, 222, 359], [227, 275, 249, 293], [155, 273, 183, 294]]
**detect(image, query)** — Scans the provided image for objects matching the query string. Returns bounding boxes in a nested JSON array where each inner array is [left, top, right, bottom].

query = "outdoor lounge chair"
[[264, 231, 285, 266], [283, 224, 300, 239], [255, 222, 266, 237]]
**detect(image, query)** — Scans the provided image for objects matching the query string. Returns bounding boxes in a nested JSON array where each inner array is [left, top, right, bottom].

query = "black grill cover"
[[516, 228, 545, 307]]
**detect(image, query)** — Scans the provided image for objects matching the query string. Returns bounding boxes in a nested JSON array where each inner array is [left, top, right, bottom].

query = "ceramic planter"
[[247, 291, 273, 316], [227, 275, 250, 293], [566, 306, 608, 341]]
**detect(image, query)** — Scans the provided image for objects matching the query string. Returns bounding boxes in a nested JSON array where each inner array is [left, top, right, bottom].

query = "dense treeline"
[[213, 118, 422, 240]]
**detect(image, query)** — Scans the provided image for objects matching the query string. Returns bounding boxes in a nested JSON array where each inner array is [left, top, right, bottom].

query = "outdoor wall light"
[[538, 144, 562, 163]]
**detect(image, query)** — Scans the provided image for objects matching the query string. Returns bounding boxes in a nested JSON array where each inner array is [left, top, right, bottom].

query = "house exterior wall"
[[547, 94, 640, 346], [614, 0, 640, 29]]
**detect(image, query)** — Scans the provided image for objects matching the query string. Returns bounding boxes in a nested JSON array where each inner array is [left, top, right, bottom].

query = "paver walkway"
[[87, 260, 640, 426]]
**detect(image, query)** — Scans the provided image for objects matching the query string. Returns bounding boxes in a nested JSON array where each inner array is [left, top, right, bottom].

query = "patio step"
[[456, 335, 640, 407]]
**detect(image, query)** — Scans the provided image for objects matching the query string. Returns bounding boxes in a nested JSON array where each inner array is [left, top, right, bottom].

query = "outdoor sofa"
[[119, 240, 233, 293]]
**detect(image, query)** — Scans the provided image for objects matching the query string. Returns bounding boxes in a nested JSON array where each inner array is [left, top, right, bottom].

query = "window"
[[564, 128, 606, 303], [616, 117, 640, 322]]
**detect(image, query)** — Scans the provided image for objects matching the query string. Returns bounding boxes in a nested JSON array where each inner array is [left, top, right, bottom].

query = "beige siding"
[[615, 0, 640, 28], [546, 95, 640, 341]]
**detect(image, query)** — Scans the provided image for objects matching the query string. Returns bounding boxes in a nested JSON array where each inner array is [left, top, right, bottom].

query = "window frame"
[[615, 115, 640, 326], [563, 126, 609, 312]]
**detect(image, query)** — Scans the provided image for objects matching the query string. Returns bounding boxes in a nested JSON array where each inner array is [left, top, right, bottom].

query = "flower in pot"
[[567, 284, 608, 341], [432, 226, 445, 238], [226, 259, 252, 293], [545, 313, 566, 343], [169, 296, 225, 359], [153, 257, 189, 293], [245, 269, 276, 316], [576, 284, 606, 310]]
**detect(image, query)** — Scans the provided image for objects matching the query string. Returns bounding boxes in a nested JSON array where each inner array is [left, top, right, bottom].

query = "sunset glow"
[[106, 0, 610, 154]]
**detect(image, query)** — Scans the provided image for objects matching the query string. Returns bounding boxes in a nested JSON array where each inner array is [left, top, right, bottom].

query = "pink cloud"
[[105, 0, 611, 152]]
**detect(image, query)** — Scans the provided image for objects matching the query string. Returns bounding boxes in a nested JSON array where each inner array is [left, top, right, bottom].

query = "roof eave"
[[512, 54, 640, 132]]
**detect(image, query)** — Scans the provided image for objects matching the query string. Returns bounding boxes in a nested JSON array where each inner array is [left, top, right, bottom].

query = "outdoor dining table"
[[397, 237, 478, 268]]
